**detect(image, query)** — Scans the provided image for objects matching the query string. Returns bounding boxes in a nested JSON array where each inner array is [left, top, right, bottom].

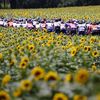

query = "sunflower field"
[[0, 6, 100, 21], [0, 6, 100, 100]]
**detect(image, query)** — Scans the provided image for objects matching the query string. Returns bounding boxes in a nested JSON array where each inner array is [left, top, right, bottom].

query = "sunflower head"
[[92, 51, 99, 57], [79, 43, 84, 48], [31, 67, 45, 80], [2, 75, 11, 85], [84, 46, 91, 52], [0, 53, 3, 60], [73, 95, 87, 100], [0, 91, 10, 100], [84, 46, 88, 52], [19, 46, 24, 52], [87, 46, 91, 51], [13, 88, 22, 97], [80, 38, 86, 43], [53, 93, 68, 100], [21, 56, 29, 64], [9, 59, 16, 66], [68, 41, 72, 47], [96, 93, 100, 100], [20, 80, 32, 91], [28, 44, 35, 51], [92, 64, 97, 72], [19, 61, 27, 69], [17, 45, 21, 50], [70, 48, 77, 56], [44, 71, 59, 82], [75, 69, 89, 85], [90, 37, 96, 43], [65, 73, 73, 83]]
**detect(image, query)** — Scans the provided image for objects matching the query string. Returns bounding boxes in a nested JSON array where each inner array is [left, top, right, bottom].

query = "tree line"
[[0, 0, 100, 9]]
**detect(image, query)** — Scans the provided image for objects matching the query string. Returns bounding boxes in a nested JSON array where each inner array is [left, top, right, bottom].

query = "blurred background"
[[0, 0, 100, 9]]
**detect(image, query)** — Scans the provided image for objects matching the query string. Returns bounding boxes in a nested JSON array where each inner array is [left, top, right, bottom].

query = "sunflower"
[[92, 64, 97, 72], [2, 75, 11, 85], [70, 49, 77, 56], [0, 33, 3, 38], [20, 80, 32, 91], [75, 69, 89, 84], [95, 69, 100, 74], [84, 46, 87, 52], [80, 38, 86, 43], [68, 41, 72, 47], [90, 37, 96, 43], [92, 51, 99, 57], [28, 44, 35, 51], [76, 46, 80, 51], [57, 35, 62, 39], [65, 73, 73, 83], [31, 67, 45, 80], [17, 45, 21, 50], [84, 46, 91, 52], [19, 47, 24, 52], [9, 59, 16, 66], [73, 95, 87, 100], [53, 93, 68, 100], [43, 28, 47, 32], [22, 40, 27, 46], [13, 88, 22, 97], [34, 31, 38, 35], [40, 36, 44, 40], [19, 61, 27, 69], [21, 56, 29, 64], [46, 42, 51, 47], [0, 53, 3, 60], [0, 91, 10, 100], [41, 43, 45, 47], [62, 46, 66, 50], [44, 71, 59, 81], [96, 94, 100, 100], [88, 46, 91, 51]]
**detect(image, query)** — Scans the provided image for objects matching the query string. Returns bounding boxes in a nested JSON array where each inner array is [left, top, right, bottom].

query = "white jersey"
[[78, 23, 86, 31], [27, 23, 33, 28], [13, 22, 21, 28], [69, 23, 77, 29], [33, 21, 38, 26], [46, 23, 53, 29], [13, 22, 17, 27], [3, 21, 8, 27], [16, 24, 21, 28], [40, 23, 46, 28], [21, 22, 27, 28], [35, 23, 40, 29], [60, 24, 66, 30], [0, 20, 3, 25], [58, 21, 61, 25], [97, 24, 100, 30], [54, 22, 60, 27], [87, 24, 91, 28]]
